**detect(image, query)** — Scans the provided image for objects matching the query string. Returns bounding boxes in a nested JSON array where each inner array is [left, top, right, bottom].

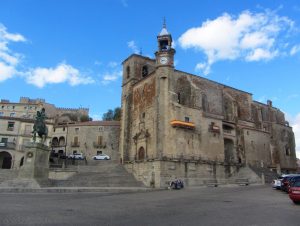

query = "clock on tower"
[[155, 19, 176, 67]]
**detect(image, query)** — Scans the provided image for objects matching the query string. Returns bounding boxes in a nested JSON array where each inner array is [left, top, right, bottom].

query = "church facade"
[[119, 24, 297, 187]]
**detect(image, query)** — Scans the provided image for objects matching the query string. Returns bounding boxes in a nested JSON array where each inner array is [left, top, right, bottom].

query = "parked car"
[[272, 176, 285, 189], [281, 174, 300, 192], [287, 175, 300, 191], [92, 154, 110, 160], [68, 153, 85, 160], [169, 179, 184, 189], [288, 180, 300, 204]]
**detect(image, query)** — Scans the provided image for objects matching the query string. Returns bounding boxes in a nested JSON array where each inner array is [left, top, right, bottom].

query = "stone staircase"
[[248, 164, 279, 184], [48, 160, 145, 188], [0, 169, 18, 184]]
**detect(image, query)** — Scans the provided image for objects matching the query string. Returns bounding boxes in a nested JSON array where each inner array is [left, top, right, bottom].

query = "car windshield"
[[293, 181, 300, 187]]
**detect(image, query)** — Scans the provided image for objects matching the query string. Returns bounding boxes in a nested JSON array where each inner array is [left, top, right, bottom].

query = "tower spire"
[[159, 17, 169, 36], [163, 17, 166, 29]]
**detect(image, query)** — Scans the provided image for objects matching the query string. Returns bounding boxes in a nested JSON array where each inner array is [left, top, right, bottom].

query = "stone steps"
[[0, 170, 18, 184], [248, 165, 279, 183], [48, 162, 144, 188]]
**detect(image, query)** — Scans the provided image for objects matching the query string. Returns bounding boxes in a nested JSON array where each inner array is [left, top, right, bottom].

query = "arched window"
[[52, 137, 59, 147], [285, 146, 291, 156], [0, 151, 12, 169], [126, 66, 130, 79], [59, 136, 65, 146], [177, 92, 181, 104], [142, 65, 148, 77]]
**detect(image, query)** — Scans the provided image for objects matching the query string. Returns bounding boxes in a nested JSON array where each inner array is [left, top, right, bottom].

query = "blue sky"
[[0, 0, 300, 156]]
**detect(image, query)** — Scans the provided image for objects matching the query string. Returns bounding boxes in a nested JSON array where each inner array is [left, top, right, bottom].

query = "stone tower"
[[155, 20, 175, 68]]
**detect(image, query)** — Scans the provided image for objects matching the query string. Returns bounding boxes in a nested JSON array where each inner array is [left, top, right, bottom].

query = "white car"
[[93, 154, 110, 160], [68, 153, 85, 160], [272, 174, 291, 189]]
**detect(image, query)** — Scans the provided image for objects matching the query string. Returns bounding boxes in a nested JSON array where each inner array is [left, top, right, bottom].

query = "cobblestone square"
[[0, 185, 299, 226]]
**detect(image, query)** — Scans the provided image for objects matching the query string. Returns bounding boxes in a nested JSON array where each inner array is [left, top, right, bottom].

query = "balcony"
[[51, 143, 66, 148], [222, 124, 235, 136], [223, 129, 232, 134], [71, 142, 80, 147], [170, 120, 195, 130], [93, 142, 106, 148], [0, 142, 16, 150]]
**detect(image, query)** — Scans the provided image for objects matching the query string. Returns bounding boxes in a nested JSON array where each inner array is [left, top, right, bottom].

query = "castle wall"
[[243, 128, 271, 167]]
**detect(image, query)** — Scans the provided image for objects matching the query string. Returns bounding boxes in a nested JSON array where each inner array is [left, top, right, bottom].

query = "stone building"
[[119, 24, 297, 187], [0, 116, 53, 169], [51, 121, 120, 161], [0, 97, 89, 123], [0, 97, 89, 169]]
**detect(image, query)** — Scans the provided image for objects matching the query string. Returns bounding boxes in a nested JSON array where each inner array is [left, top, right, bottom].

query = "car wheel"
[[93, 157, 97, 160], [293, 200, 300, 204], [105, 157, 108, 160]]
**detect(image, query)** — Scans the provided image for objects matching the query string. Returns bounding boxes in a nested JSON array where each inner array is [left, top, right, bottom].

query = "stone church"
[[119, 23, 297, 187]]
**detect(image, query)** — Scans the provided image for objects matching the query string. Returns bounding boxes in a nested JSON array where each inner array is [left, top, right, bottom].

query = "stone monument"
[[18, 108, 50, 187]]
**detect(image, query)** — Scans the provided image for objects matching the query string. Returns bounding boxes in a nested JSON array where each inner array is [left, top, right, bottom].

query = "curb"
[[0, 187, 160, 193]]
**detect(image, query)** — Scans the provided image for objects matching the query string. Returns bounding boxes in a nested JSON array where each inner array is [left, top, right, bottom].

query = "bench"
[[235, 178, 249, 186]]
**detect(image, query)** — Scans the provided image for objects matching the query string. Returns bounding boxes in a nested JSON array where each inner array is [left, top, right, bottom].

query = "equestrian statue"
[[32, 108, 48, 143]]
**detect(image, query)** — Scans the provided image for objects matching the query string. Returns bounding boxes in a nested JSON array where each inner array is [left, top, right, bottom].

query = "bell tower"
[[155, 19, 176, 67]]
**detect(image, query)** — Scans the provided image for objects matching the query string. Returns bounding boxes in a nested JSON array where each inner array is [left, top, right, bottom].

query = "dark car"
[[288, 180, 300, 204], [169, 179, 184, 189], [288, 176, 300, 190], [281, 175, 300, 192]]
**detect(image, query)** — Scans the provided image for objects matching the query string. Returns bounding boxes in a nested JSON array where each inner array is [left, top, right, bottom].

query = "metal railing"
[[93, 142, 106, 148], [0, 142, 16, 150]]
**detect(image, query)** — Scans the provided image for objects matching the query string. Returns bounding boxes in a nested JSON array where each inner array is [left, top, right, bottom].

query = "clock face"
[[160, 57, 168, 64]]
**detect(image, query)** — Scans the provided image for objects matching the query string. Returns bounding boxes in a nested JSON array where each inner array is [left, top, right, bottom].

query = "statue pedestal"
[[18, 142, 51, 184]]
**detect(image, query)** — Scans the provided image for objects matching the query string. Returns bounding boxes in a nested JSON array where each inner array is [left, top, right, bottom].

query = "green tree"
[[102, 109, 114, 121], [102, 107, 121, 121], [80, 115, 92, 122], [113, 107, 121, 120]]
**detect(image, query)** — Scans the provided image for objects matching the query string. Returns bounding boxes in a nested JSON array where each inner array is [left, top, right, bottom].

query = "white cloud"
[[0, 23, 96, 88], [0, 24, 26, 42], [90, 114, 103, 121], [127, 40, 139, 54], [246, 48, 278, 61], [101, 70, 122, 85], [0, 23, 26, 82], [178, 9, 294, 75], [25, 63, 94, 88], [290, 45, 300, 56], [0, 62, 15, 82], [287, 113, 300, 158], [195, 62, 210, 75]]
